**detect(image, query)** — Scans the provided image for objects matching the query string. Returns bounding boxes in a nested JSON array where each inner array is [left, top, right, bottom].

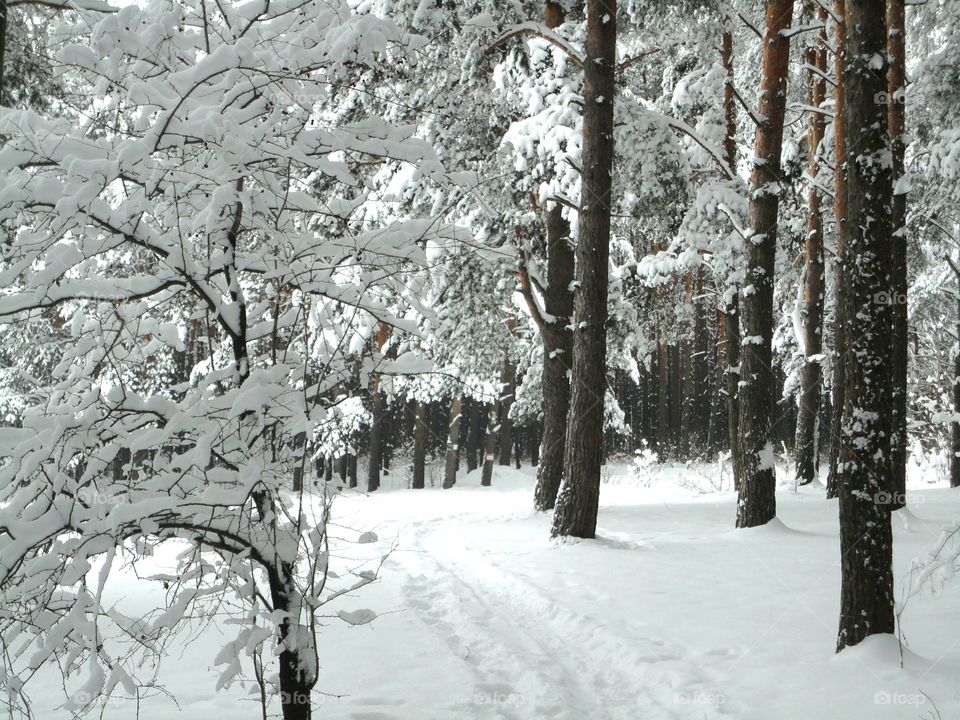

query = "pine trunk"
[[657, 341, 670, 456], [482, 403, 496, 486], [534, 203, 575, 511], [531, 424, 541, 465], [953, 287, 960, 489], [887, 0, 908, 509], [413, 400, 427, 489], [443, 396, 463, 489], [736, 0, 794, 528], [550, 0, 616, 539], [347, 453, 357, 488], [466, 399, 483, 472], [826, 0, 849, 500], [367, 389, 385, 492], [721, 22, 742, 489], [795, 3, 828, 486], [0, 1, 6, 104], [366, 323, 391, 492], [497, 354, 516, 466], [836, 0, 896, 652]]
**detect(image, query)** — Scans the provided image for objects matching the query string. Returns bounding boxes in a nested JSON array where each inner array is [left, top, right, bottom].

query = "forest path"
[[394, 503, 732, 720]]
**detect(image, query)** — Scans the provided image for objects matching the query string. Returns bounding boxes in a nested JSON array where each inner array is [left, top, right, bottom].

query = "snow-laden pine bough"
[[0, 0, 465, 717]]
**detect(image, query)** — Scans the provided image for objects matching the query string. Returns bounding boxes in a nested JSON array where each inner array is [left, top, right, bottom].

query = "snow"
[[22, 462, 960, 719]]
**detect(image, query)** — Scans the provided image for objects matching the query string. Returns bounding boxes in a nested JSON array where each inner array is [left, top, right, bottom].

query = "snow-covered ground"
[[28, 462, 960, 719]]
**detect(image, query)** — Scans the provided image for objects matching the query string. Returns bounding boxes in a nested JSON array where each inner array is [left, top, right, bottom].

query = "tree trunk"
[[382, 405, 394, 476], [550, 0, 616, 539], [482, 404, 496, 486], [836, 0, 895, 652], [795, 2, 828, 486], [679, 274, 695, 456], [887, 0, 908, 509], [366, 322, 391, 492], [466, 399, 483, 472], [497, 353, 516, 466], [367, 389, 385, 492], [736, 0, 795, 528], [657, 340, 670, 456], [721, 20, 742, 490], [269, 565, 315, 720], [0, 0, 7, 105], [533, 203, 575, 510], [953, 286, 960, 489], [693, 269, 712, 449], [953, 283, 960, 489], [443, 396, 463, 489], [413, 400, 427, 489], [347, 454, 357, 488], [531, 423, 541, 466], [669, 344, 683, 438], [826, 0, 849, 500]]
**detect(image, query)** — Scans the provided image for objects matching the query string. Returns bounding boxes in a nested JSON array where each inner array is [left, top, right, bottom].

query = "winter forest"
[[1, 0, 960, 717]]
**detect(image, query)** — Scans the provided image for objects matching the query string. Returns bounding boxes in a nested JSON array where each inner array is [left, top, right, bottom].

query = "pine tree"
[[736, 0, 795, 528], [836, 0, 896, 652], [551, 0, 617, 539], [795, 1, 828, 486]]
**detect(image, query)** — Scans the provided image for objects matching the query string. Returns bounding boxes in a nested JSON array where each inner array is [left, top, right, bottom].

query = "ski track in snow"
[[397, 512, 729, 719]]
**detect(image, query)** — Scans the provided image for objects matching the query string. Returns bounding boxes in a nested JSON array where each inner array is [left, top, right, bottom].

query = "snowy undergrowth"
[[27, 462, 960, 719]]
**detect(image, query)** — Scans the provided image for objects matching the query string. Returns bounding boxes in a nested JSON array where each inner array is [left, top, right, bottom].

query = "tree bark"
[[679, 274, 695, 456], [268, 563, 315, 720], [413, 400, 427, 489], [482, 403, 496, 486], [721, 20, 742, 488], [347, 454, 357, 488], [836, 0, 895, 652], [514, 427, 523, 469], [367, 389, 386, 492], [443, 396, 463, 489], [497, 353, 516, 466], [533, 203, 575, 510], [531, 423, 541, 465], [953, 285, 960, 489], [795, 2, 828, 486], [887, 0, 908, 509], [550, 0, 616, 539], [366, 322, 391, 492], [736, 0, 795, 528], [0, 0, 7, 105], [466, 398, 483, 472], [827, 0, 849, 500], [656, 340, 670, 456], [953, 284, 960, 489]]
